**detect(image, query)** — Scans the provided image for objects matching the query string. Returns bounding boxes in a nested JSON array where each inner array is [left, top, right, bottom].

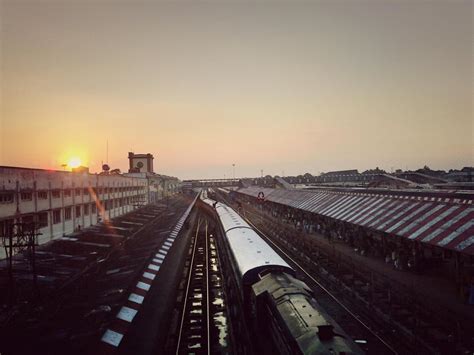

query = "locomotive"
[[199, 193, 364, 354]]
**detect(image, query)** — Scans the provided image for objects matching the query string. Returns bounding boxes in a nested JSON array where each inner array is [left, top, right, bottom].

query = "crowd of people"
[[234, 193, 474, 305], [251, 197, 425, 271]]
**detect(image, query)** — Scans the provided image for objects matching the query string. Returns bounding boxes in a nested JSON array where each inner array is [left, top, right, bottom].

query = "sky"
[[0, 0, 472, 179]]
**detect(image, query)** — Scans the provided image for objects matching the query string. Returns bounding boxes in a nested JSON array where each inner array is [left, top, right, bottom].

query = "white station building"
[[0, 153, 181, 259]]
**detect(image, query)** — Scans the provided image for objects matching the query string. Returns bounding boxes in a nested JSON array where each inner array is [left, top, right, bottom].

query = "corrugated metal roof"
[[238, 187, 474, 255]]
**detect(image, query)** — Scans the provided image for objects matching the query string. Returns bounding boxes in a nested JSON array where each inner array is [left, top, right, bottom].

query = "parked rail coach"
[[199, 194, 364, 355]]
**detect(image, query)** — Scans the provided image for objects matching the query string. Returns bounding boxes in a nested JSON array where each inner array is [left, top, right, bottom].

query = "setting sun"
[[68, 157, 81, 169]]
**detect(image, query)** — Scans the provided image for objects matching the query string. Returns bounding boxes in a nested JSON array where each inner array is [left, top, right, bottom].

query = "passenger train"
[[199, 191, 364, 354]]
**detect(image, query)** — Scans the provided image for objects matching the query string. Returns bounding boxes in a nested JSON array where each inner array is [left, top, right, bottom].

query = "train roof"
[[214, 203, 294, 285], [200, 197, 215, 207], [253, 272, 364, 354], [215, 203, 251, 232]]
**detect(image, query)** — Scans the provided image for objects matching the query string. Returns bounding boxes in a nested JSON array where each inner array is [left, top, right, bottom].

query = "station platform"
[[241, 203, 474, 328]]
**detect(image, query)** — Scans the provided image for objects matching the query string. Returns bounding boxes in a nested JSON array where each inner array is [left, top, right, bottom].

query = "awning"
[[238, 186, 474, 255]]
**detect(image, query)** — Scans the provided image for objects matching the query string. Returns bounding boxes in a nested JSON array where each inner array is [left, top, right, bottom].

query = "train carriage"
[[198, 193, 363, 354]]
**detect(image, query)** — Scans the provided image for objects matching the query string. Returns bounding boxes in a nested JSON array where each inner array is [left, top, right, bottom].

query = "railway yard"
[[0, 194, 197, 355], [3, 2, 472, 354], [0, 187, 473, 354], [213, 187, 474, 354]]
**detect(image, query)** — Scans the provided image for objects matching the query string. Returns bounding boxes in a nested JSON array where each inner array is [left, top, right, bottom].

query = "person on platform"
[[469, 276, 474, 305]]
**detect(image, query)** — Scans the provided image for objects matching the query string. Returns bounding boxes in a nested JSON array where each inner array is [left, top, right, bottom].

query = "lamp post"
[[232, 164, 235, 180]]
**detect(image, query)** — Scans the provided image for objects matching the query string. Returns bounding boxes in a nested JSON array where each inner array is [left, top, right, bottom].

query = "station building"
[[123, 171, 180, 203], [125, 151, 180, 203], [0, 156, 181, 259]]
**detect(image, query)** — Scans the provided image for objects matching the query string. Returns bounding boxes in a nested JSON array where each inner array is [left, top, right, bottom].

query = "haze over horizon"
[[1, 0, 472, 180]]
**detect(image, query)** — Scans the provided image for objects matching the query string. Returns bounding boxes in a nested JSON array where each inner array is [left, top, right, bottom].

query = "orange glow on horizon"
[[67, 157, 81, 169]]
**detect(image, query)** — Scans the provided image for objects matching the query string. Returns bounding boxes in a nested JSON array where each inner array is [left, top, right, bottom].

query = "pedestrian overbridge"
[[182, 178, 242, 189]]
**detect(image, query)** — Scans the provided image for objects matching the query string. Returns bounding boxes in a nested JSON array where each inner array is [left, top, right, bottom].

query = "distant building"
[[128, 152, 154, 173], [445, 167, 474, 183], [323, 169, 359, 176], [72, 166, 89, 174], [123, 171, 181, 203]]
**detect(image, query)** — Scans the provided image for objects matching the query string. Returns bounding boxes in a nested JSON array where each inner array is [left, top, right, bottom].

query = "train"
[[199, 191, 364, 354]]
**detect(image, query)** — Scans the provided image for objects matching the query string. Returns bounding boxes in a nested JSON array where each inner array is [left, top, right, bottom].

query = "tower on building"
[[128, 152, 154, 173]]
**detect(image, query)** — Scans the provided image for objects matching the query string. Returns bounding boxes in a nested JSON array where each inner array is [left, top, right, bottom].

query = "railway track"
[[175, 217, 230, 354], [0, 197, 193, 355], [228, 190, 474, 354], [241, 212, 401, 355], [237, 203, 470, 354]]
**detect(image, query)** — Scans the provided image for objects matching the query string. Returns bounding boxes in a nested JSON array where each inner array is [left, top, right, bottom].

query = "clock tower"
[[128, 152, 154, 173]]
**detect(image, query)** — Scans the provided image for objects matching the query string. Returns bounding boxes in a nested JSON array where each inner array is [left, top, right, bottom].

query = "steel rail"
[[175, 217, 202, 354], [244, 215, 399, 355], [205, 220, 211, 355]]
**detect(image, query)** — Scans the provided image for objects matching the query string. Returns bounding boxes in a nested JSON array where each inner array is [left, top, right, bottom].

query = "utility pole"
[[3, 221, 41, 306]]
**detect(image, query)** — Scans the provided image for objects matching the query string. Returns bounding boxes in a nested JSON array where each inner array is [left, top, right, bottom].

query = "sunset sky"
[[1, 0, 472, 179]]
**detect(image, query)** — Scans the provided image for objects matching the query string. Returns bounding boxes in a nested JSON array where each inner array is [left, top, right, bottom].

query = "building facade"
[[0, 166, 150, 258], [123, 172, 181, 203]]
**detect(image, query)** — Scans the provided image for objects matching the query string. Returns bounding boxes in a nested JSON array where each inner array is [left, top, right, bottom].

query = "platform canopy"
[[238, 186, 474, 256]]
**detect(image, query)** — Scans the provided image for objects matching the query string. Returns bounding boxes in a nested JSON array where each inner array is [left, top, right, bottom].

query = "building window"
[[21, 192, 33, 201], [91, 203, 97, 214], [0, 192, 14, 204], [83, 187, 89, 195], [22, 214, 34, 225], [38, 212, 48, 228], [52, 189, 61, 198], [84, 204, 89, 216], [38, 191, 48, 200], [53, 209, 61, 224], [64, 189, 72, 197], [65, 207, 72, 220], [75, 188, 81, 196], [75, 205, 81, 217], [0, 219, 14, 238]]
